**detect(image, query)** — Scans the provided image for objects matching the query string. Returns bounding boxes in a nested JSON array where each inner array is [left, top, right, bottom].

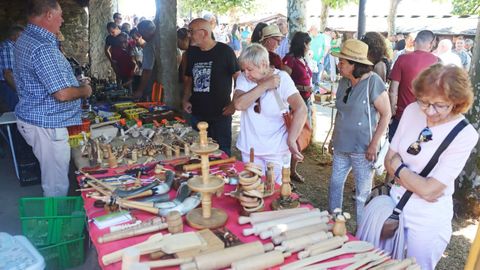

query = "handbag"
[[365, 75, 389, 176], [273, 87, 312, 151], [379, 119, 469, 239]]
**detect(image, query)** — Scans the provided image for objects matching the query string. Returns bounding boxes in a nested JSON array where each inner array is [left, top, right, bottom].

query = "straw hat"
[[260, 24, 284, 42], [331, 39, 373, 65]]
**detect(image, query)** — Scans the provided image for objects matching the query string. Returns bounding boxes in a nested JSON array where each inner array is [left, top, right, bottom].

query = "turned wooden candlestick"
[[271, 165, 299, 210], [186, 122, 227, 229]]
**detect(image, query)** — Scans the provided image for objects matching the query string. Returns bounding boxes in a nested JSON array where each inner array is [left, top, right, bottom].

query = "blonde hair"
[[413, 63, 473, 114], [238, 43, 269, 68]]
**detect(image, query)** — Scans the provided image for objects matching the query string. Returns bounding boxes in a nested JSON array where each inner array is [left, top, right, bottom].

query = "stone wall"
[[89, 0, 118, 79]]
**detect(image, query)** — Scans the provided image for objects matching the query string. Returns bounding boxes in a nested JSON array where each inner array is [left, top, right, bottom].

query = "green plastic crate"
[[38, 236, 85, 270], [19, 196, 86, 247]]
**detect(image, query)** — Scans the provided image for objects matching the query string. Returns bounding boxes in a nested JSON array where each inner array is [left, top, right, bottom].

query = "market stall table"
[[78, 160, 360, 270]]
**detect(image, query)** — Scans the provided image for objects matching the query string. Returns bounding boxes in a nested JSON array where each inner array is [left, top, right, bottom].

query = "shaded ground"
[[231, 110, 477, 270]]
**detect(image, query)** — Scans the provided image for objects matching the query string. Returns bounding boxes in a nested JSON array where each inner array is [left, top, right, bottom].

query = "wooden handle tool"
[[121, 247, 140, 270], [183, 156, 236, 171], [272, 223, 332, 245], [260, 216, 330, 239], [102, 233, 164, 266], [238, 207, 310, 225], [231, 251, 291, 270], [298, 235, 348, 259], [98, 218, 167, 243], [277, 231, 333, 253], [146, 258, 193, 268]]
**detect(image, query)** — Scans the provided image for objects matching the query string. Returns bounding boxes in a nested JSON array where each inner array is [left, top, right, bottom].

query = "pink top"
[[282, 55, 313, 99]]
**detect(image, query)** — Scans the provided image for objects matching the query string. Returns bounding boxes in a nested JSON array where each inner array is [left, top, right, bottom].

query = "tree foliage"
[[179, 0, 255, 15], [322, 0, 357, 9], [451, 0, 480, 16]]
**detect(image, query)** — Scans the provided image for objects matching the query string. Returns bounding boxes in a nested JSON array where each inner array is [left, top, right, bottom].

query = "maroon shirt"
[[111, 46, 135, 79], [389, 50, 438, 120], [269, 51, 283, 70], [283, 55, 313, 99]]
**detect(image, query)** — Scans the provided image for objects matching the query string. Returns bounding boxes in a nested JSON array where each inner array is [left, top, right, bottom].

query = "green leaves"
[[451, 0, 480, 15], [179, 0, 255, 15]]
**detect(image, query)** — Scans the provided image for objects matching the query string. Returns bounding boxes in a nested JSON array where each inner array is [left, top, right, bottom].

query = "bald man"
[[183, 18, 240, 156]]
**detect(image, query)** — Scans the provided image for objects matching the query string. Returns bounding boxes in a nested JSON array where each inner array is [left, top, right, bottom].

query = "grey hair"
[[438, 39, 453, 50], [239, 44, 269, 68]]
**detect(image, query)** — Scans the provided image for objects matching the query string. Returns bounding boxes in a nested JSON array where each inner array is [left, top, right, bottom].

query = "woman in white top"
[[385, 64, 478, 269], [234, 44, 307, 184]]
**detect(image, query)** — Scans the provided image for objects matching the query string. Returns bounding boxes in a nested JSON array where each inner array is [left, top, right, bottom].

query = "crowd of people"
[[0, 1, 478, 269]]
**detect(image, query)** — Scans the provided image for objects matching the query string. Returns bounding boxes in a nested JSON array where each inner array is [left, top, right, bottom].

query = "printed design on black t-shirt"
[[192, 61, 212, 93]]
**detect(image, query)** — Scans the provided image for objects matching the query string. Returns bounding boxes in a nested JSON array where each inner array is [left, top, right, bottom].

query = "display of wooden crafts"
[[185, 122, 228, 229], [331, 208, 351, 237], [237, 161, 265, 215]]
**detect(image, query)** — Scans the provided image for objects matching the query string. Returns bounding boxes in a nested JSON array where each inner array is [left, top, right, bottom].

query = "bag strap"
[[272, 87, 288, 112], [389, 119, 469, 219]]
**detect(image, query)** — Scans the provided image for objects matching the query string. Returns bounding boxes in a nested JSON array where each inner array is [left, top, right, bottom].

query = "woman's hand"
[[288, 138, 304, 161], [365, 142, 378, 161], [258, 74, 280, 90]]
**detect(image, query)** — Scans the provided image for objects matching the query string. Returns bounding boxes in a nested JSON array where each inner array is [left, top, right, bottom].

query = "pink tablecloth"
[[80, 161, 356, 269]]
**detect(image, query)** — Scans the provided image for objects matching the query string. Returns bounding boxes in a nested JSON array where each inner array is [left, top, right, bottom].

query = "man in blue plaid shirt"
[[14, 0, 92, 197], [0, 25, 24, 111]]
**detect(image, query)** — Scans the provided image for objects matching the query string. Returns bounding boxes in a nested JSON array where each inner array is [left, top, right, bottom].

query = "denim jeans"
[[329, 151, 374, 224], [190, 114, 232, 156], [312, 61, 325, 86]]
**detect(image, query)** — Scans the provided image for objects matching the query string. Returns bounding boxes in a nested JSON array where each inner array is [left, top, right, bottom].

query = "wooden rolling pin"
[[238, 207, 310, 225], [243, 209, 326, 236], [276, 231, 333, 253], [183, 156, 236, 171], [121, 247, 140, 270], [146, 258, 193, 268], [231, 251, 291, 270], [98, 218, 168, 243], [272, 223, 331, 245], [298, 236, 349, 259], [260, 216, 330, 239], [180, 241, 274, 270]]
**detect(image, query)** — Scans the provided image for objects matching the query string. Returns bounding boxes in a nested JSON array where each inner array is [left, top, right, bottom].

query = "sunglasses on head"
[[407, 127, 433, 155], [343, 86, 352, 104]]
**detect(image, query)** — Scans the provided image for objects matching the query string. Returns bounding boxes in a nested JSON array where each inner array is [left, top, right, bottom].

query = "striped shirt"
[[275, 36, 289, 59], [14, 24, 81, 128], [0, 40, 14, 81]]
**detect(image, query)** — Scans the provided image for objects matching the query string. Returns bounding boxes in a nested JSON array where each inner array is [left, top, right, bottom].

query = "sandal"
[[291, 172, 305, 183]]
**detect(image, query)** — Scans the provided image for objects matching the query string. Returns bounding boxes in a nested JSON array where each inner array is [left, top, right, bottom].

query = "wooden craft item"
[[272, 223, 331, 245], [180, 241, 274, 270], [126, 263, 149, 270], [146, 258, 193, 268], [121, 247, 140, 270], [242, 208, 324, 236], [249, 147, 254, 162], [107, 144, 118, 168], [166, 210, 183, 234], [98, 217, 167, 243], [260, 216, 330, 239], [238, 207, 310, 225], [183, 156, 236, 171], [175, 145, 181, 157], [368, 260, 399, 270], [357, 254, 390, 270], [383, 257, 417, 270], [175, 229, 225, 259], [230, 251, 290, 270], [298, 235, 349, 259], [277, 231, 333, 253], [186, 122, 227, 229], [184, 143, 190, 156], [300, 251, 386, 270], [103, 232, 202, 266], [271, 165, 299, 210], [332, 215, 347, 236], [343, 250, 388, 270], [264, 162, 275, 197], [280, 241, 374, 270], [102, 233, 164, 266]]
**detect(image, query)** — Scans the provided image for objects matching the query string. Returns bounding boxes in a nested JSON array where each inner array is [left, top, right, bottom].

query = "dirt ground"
[[231, 114, 475, 270]]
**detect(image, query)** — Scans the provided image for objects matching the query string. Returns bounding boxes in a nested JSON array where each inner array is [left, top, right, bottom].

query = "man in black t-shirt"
[[183, 18, 240, 156], [105, 22, 121, 81]]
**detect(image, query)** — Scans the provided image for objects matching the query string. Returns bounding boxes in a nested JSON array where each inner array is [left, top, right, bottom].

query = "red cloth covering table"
[[79, 161, 357, 270]]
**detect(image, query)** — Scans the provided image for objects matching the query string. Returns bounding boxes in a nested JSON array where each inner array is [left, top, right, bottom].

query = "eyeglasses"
[[417, 100, 452, 113], [343, 86, 352, 104], [407, 127, 433, 155], [254, 98, 261, 113], [187, 28, 206, 34]]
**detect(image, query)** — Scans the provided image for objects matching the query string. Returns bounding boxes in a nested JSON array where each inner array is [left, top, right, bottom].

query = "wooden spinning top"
[[186, 122, 227, 229]]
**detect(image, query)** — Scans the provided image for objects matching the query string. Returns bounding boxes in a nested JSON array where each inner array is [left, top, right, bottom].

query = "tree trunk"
[[387, 0, 401, 36], [287, 0, 307, 36], [89, 0, 116, 80], [454, 17, 480, 218], [319, 2, 329, 32], [154, 0, 181, 110]]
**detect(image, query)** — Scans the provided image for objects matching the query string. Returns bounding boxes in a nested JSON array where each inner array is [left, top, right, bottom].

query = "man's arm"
[[182, 75, 193, 113], [3, 69, 16, 91], [388, 80, 399, 117], [104, 44, 113, 62], [52, 84, 92, 102], [132, 69, 152, 98]]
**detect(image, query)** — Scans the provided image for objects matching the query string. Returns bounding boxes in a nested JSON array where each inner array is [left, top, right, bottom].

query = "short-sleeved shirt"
[[390, 102, 478, 225], [282, 55, 312, 99], [14, 24, 81, 128], [389, 50, 438, 120], [269, 51, 282, 70], [111, 46, 135, 79], [185, 42, 240, 119], [310, 33, 326, 62], [0, 39, 14, 81], [333, 73, 386, 153], [105, 35, 117, 47], [142, 41, 155, 71], [275, 36, 289, 59], [235, 69, 298, 155]]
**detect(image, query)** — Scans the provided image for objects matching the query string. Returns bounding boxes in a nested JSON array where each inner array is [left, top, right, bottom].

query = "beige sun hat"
[[260, 24, 284, 42], [331, 39, 373, 66]]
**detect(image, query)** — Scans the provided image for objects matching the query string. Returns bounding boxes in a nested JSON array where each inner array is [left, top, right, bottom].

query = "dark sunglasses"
[[407, 127, 433, 155], [343, 86, 352, 104], [254, 98, 261, 113]]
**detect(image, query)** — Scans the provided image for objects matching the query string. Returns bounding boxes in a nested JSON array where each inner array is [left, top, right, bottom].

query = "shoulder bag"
[[273, 87, 312, 151]]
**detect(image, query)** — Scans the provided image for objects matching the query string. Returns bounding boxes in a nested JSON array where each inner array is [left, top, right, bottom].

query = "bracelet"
[[394, 163, 407, 178]]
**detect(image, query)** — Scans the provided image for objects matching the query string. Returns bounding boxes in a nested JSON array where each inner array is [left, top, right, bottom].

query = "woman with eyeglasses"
[[384, 64, 477, 269], [328, 39, 391, 225], [234, 44, 307, 184]]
